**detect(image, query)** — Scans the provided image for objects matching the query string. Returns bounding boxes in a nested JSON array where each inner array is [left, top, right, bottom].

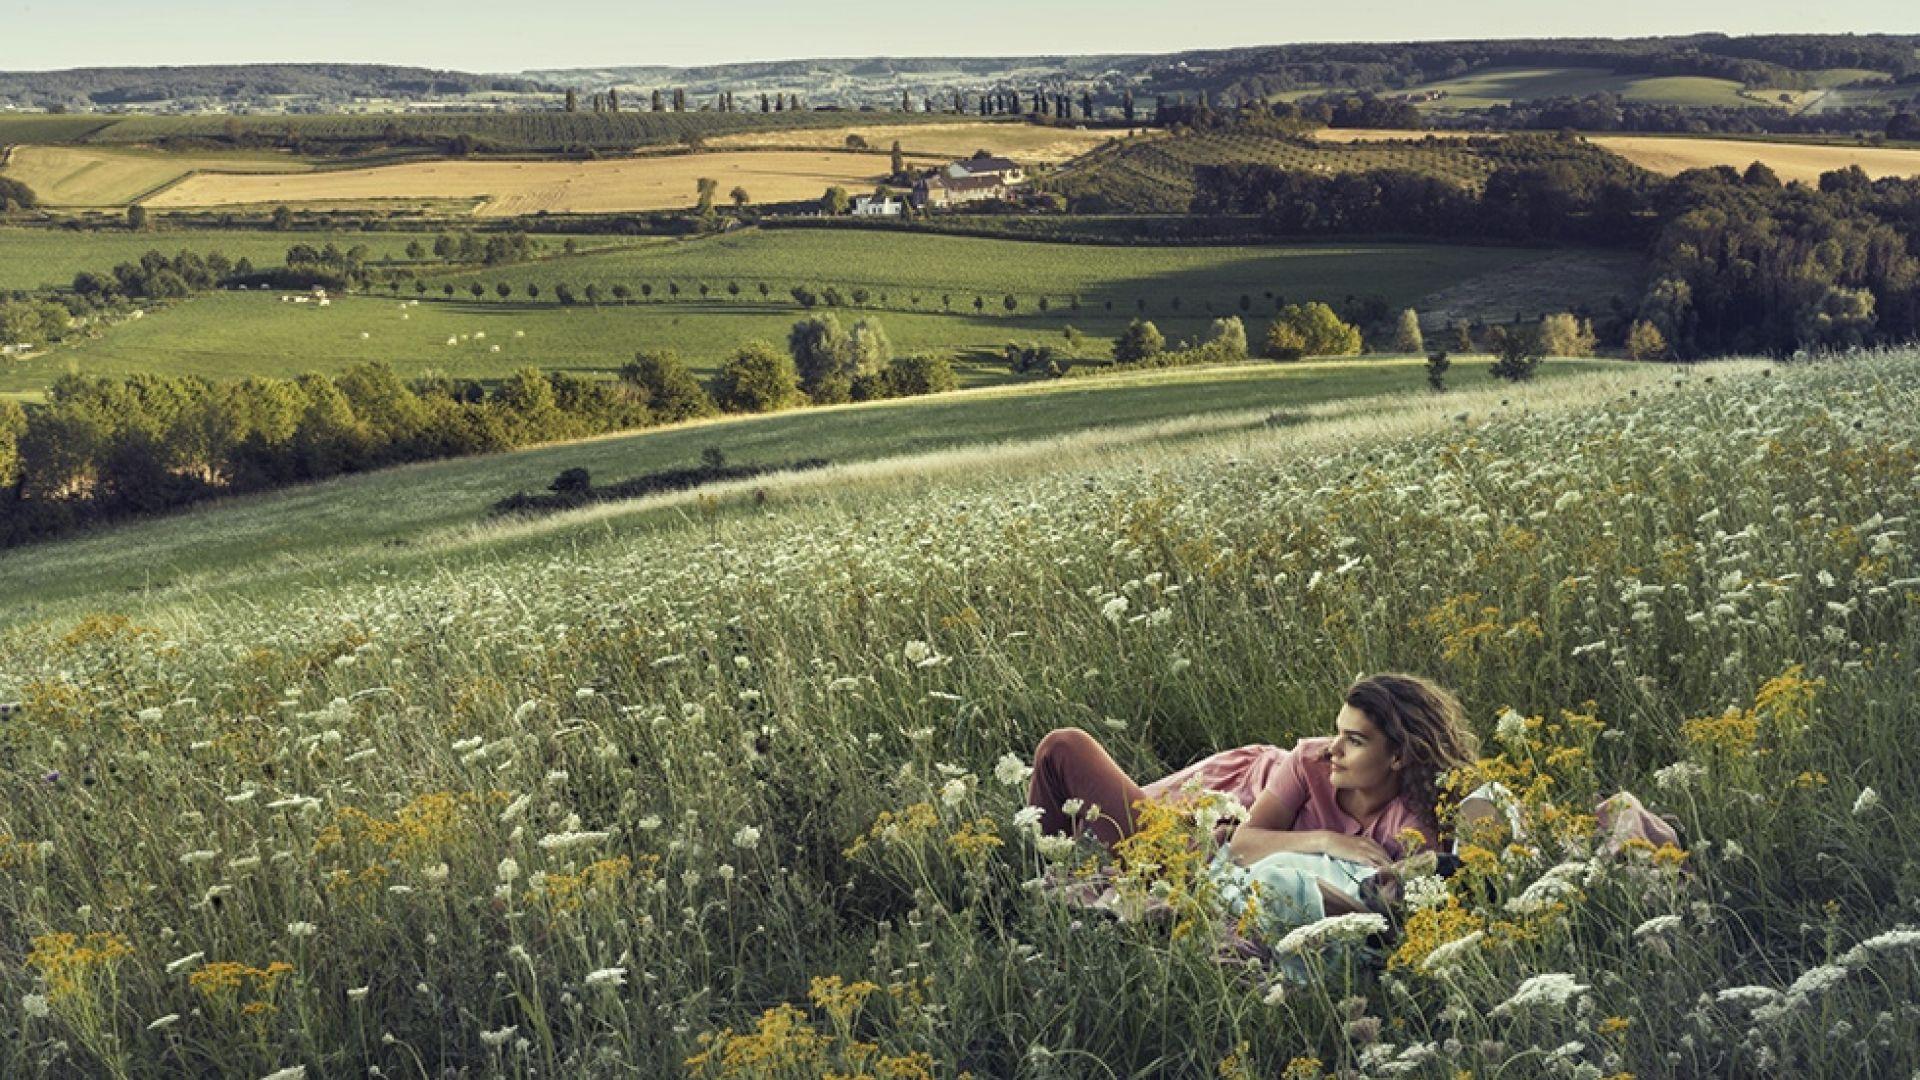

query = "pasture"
[[2, 353, 1914, 1079], [0, 144, 319, 207], [143, 150, 921, 215], [1590, 135, 1920, 183], [1, 234, 1568, 393], [0, 226, 446, 293]]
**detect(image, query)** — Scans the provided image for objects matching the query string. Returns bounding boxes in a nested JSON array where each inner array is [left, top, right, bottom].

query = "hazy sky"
[[1, 0, 1915, 73]]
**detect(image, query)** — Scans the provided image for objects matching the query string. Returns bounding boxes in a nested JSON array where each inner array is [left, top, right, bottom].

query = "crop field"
[[704, 120, 1127, 163], [142, 150, 915, 215], [2, 352, 1914, 1078], [0, 145, 320, 206], [1591, 135, 1920, 183], [0, 226, 451, 293], [1401, 66, 1763, 109]]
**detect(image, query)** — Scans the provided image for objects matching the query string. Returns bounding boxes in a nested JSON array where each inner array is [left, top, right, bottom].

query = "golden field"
[[0, 144, 316, 206], [142, 150, 915, 215], [1591, 135, 1920, 182]]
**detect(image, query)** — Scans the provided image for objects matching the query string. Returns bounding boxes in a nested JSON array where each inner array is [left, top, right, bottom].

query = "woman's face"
[[1325, 704, 1400, 792]]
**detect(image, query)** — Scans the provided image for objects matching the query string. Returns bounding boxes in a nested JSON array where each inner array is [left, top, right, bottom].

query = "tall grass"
[[1, 352, 1916, 1077]]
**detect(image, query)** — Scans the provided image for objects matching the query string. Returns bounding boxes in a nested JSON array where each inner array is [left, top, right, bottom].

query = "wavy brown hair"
[[1344, 673, 1480, 833]]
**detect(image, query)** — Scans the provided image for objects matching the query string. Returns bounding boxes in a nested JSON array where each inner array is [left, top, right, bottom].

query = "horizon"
[[1, 0, 1916, 74]]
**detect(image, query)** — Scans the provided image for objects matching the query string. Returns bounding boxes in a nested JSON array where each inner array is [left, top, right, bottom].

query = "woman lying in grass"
[[1025, 672, 1480, 932]]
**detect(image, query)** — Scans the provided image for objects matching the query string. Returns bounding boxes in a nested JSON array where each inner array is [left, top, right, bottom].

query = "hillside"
[[4, 352, 1916, 1078]]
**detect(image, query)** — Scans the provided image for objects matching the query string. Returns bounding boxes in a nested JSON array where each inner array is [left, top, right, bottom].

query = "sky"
[[1, 0, 1916, 73]]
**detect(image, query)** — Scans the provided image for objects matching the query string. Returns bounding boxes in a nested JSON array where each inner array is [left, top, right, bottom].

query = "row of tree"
[[0, 314, 960, 546]]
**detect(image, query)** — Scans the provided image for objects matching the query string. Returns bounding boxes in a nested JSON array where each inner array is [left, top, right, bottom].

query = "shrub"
[[886, 353, 959, 397], [1266, 302, 1362, 360], [714, 340, 801, 413], [1426, 351, 1451, 393], [1487, 324, 1546, 382], [1112, 319, 1165, 363], [1206, 316, 1248, 361]]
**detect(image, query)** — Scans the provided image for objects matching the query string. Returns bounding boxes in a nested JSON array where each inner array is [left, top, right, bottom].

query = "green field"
[[1406, 66, 1763, 109], [1, 233, 1565, 393], [0, 355, 1629, 620], [0, 226, 453, 292]]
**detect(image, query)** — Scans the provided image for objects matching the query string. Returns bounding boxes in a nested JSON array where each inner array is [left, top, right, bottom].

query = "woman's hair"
[[1344, 673, 1480, 828]]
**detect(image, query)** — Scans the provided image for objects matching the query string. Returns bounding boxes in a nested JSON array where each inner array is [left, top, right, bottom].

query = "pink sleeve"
[[1263, 744, 1314, 825]]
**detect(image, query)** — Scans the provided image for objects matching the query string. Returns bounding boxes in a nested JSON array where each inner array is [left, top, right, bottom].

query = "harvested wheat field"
[[0, 144, 317, 206], [143, 150, 905, 215], [705, 119, 1129, 162], [1592, 135, 1920, 182]]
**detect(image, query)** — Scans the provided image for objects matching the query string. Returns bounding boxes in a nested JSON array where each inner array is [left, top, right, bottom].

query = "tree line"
[[0, 315, 958, 547], [1189, 150, 1920, 357]]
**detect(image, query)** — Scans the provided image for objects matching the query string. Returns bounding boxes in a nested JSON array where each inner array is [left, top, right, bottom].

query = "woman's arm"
[[1226, 781, 1391, 868]]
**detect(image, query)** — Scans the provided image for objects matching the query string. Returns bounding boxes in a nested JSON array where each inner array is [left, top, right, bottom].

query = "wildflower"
[[1012, 806, 1043, 831], [147, 1013, 181, 1030], [537, 830, 612, 851], [716, 864, 735, 884], [1101, 596, 1129, 624], [1715, 986, 1781, 1010], [1262, 982, 1287, 1006], [421, 863, 450, 885], [1633, 915, 1684, 940], [732, 826, 761, 850], [22, 994, 49, 1019], [480, 1024, 518, 1047], [941, 778, 970, 807], [1418, 931, 1485, 974], [1060, 798, 1084, 817], [499, 794, 532, 823], [903, 640, 933, 664], [584, 967, 627, 987], [497, 857, 521, 884], [259, 1068, 307, 1080], [166, 952, 205, 973], [286, 921, 318, 938], [1274, 913, 1389, 955], [995, 753, 1032, 787], [638, 815, 663, 831], [1492, 973, 1590, 1016], [1494, 708, 1527, 746], [1653, 762, 1706, 790], [1403, 873, 1449, 913], [347, 986, 370, 1002], [180, 850, 219, 866], [1852, 787, 1881, 816], [1034, 834, 1076, 859]]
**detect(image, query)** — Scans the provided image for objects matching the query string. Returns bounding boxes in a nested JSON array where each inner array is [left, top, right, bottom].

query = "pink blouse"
[[1141, 737, 1438, 860]]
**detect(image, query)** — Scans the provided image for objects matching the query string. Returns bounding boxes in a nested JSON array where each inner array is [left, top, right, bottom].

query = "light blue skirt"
[[1209, 847, 1377, 938]]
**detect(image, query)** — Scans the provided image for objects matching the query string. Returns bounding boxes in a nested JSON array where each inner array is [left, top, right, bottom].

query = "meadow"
[[0, 233, 1561, 393], [0, 351, 1914, 1078], [1400, 67, 1765, 110], [0, 226, 450, 293]]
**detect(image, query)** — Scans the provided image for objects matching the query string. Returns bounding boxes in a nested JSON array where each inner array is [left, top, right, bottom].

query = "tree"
[[1426, 351, 1451, 393], [696, 177, 718, 214], [848, 318, 892, 380], [890, 140, 905, 178], [612, 284, 631, 304], [714, 341, 800, 413], [788, 313, 854, 403], [1488, 323, 1546, 382], [621, 348, 715, 421], [1207, 316, 1249, 360], [1393, 309, 1425, 354], [564, 88, 578, 113], [405, 240, 425, 260], [0, 398, 25, 495], [1266, 303, 1361, 360], [822, 186, 851, 215], [126, 204, 148, 231], [730, 186, 750, 209], [1113, 319, 1165, 363], [1625, 319, 1668, 361], [1536, 313, 1597, 357], [270, 204, 293, 231]]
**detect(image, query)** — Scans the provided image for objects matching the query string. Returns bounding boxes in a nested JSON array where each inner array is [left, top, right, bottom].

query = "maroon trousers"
[[1025, 727, 1150, 847]]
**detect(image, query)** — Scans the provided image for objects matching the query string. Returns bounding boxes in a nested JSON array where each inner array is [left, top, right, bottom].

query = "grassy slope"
[[0, 145, 319, 207], [1406, 67, 1761, 109], [0, 356, 1628, 622]]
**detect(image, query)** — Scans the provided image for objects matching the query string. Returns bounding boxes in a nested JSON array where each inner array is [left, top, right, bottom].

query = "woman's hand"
[[1317, 832, 1393, 868]]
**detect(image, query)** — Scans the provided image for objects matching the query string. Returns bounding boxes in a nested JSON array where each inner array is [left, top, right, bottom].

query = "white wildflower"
[[22, 994, 50, 1019], [1011, 806, 1044, 831], [1418, 931, 1485, 973], [480, 1024, 518, 1048], [1852, 787, 1881, 816], [941, 778, 971, 807], [584, 967, 627, 987], [146, 1013, 181, 1030], [286, 921, 319, 938], [537, 830, 612, 851], [166, 951, 205, 973], [902, 640, 933, 664], [1101, 596, 1129, 624], [995, 753, 1033, 787], [1633, 915, 1684, 940], [732, 826, 761, 850], [1654, 761, 1706, 790], [1494, 708, 1527, 746], [1492, 973, 1589, 1016], [497, 857, 521, 884], [259, 1068, 307, 1080], [1274, 912, 1389, 955]]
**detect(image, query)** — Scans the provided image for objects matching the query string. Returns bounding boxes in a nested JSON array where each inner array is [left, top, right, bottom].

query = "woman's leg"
[[1026, 727, 1150, 847]]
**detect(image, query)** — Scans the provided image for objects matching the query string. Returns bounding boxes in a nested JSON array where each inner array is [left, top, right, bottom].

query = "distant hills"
[[4, 34, 1918, 115]]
